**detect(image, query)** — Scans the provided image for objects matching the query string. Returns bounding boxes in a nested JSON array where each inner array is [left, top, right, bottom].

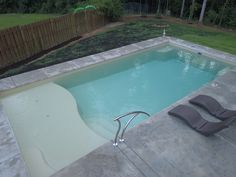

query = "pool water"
[[56, 45, 230, 139]]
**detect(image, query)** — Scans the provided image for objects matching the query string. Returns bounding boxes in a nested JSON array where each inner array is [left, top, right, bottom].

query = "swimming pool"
[[0, 44, 231, 177], [56, 45, 230, 139]]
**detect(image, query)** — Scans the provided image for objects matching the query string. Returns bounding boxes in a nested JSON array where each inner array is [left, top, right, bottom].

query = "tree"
[[180, 0, 185, 18], [18, 0, 30, 13], [156, 0, 161, 15], [166, 0, 169, 13], [218, 0, 229, 26], [189, 0, 195, 20], [199, 0, 208, 23]]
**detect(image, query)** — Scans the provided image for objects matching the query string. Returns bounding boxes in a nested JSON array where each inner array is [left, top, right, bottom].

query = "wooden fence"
[[0, 10, 107, 70]]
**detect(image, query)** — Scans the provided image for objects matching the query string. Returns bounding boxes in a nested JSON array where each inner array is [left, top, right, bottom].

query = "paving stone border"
[[0, 37, 236, 177]]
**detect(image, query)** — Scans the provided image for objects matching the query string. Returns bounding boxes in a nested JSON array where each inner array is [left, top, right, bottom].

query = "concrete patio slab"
[[0, 104, 29, 177], [118, 143, 160, 177], [0, 154, 29, 177], [51, 143, 145, 177], [125, 113, 236, 177], [134, 39, 166, 49], [0, 121, 19, 162], [69, 56, 98, 69], [11, 69, 47, 87], [0, 77, 16, 91], [43, 62, 77, 77]]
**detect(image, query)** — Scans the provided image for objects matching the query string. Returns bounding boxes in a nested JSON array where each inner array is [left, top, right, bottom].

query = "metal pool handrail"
[[113, 111, 150, 146]]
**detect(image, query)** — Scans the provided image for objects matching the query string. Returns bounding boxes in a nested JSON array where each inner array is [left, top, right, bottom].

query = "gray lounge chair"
[[168, 105, 235, 136], [189, 95, 236, 120]]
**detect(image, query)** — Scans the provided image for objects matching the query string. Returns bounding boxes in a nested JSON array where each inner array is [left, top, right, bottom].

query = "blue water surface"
[[56, 45, 229, 139]]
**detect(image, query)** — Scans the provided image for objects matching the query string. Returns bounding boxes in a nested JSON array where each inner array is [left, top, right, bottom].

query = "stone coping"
[[0, 37, 236, 177]]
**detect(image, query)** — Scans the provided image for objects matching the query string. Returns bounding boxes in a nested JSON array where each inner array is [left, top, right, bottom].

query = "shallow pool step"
[[83, 119, 115, 140]]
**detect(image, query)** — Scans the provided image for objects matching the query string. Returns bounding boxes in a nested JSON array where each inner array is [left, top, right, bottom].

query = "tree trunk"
[[145, 0, 148, 14], [166, 0, 169, 11], [188, 0, 195, 20], [209, 0, 216, 10], [165, 0, 169, 15], [218, 0, 229, 26], [180, 0, 185, 18], [140, 0, 142, 15], [199, 0, 208, 23], [157, 0, 161, 14], [209, 0, 217, 24]]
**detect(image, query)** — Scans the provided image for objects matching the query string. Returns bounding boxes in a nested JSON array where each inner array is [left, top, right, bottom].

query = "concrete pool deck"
[[0, 37, 236, 177]]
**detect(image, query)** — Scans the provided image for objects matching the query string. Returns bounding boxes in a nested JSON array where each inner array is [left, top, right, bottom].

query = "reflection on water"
[[177, 49, 231, 76]]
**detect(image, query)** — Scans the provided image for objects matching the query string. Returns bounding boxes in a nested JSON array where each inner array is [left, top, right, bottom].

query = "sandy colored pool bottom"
[[0, 83, 107, 177]]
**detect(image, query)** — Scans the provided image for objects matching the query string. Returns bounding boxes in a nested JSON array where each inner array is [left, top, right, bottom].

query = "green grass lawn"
[[0, 14, 59, 30], [168, 23, 236, 55], [181, 34, 236, 55], [1, 18, 236, 78]]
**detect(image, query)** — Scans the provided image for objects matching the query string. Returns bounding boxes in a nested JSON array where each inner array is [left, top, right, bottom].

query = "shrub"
[[205, 9, 218, 24], [87, 0, 123, 21], [224, 7, 236, 27]]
